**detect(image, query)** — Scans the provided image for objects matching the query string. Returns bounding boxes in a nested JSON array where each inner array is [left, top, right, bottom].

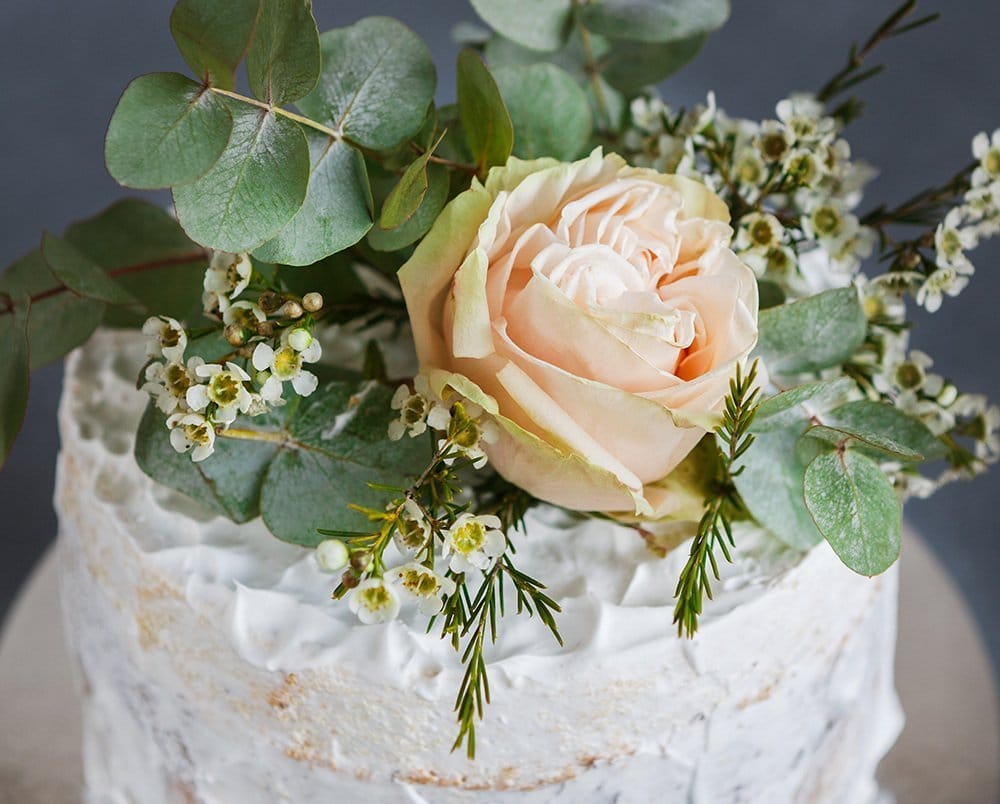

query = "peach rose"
[[399, 150, 758, 517]]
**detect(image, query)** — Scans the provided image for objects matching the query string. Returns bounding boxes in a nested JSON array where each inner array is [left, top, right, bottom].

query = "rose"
[[399, 150, 758, 517]]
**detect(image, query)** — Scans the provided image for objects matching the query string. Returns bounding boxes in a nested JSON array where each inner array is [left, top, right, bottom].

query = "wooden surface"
[[0, 533, 997, 803]]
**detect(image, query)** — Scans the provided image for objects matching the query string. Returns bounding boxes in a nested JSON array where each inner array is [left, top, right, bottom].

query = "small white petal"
[[291, 371, 318, 397], [186, 385, 210, 411], [252, 343, 274, 371]]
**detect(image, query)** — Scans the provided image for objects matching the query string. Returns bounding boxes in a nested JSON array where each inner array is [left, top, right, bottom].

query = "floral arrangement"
[[1, 0, 997, 756]]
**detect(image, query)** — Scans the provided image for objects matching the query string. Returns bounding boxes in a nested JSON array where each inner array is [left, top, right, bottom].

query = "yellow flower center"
[[451, 521, 486, 556], [183, 421, 212, 445], [984, 149, 1000, 177], [399, 568, 439, 597], [164, 364, 192, 397], [272, 346, 302, 380], [208, 372, 241, 406], [894, 362, 924, 390], [360, 584, 393, 611], [811, 206, 842, 237]]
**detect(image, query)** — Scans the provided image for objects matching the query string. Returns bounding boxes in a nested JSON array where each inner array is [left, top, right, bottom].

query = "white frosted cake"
[[57, 331, 903, 803]]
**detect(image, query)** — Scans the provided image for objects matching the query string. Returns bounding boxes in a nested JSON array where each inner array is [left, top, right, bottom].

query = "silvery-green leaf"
[[457, 48, 514, 174], [170, 0, 262, 90], [246, 0, 321, 104], [579, 0, 730, 44], [753, 378, 856, 433], [41, 233, 139, 307], [469, 0, 574, 52], [823, 399, 946, 462], [367, 163, 449, 252], [804, 449, 901, 576]]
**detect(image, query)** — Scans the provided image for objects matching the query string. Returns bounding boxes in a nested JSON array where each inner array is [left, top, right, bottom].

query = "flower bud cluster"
[[140, 252, 326, 462]]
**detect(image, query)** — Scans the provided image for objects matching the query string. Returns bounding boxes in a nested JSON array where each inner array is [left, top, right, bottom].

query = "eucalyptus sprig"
[[673, 360, 761, 638]]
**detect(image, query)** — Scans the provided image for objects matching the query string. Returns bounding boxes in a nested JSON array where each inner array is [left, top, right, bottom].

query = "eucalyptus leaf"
[[246, 0, 321, 105], [105, 72, 233, 190], [823, 399, 946, 462], [64, 199, 209, 328], [260, 380, 430, 545], [469, 0, 573, 52], [804, 424, 922, 462], [457, 49, 514, 174], [754, 287, 867, 375], [298, 17, 436, 151], [253, 133, 373, 266], [173, 104, 310, 253], [753, 378, 857, 433], [0, 251, 103, 370], [170, 0, 262, 90], [803, 450, 901, 576], [579, 0, 730, 44], [367, 163, 449, 252], [493, 64, 591, 160], [602, 35, 705, 94], [41, 233, 139, 307], [134, 402, 281, 522], [379, 155, 432, 230], [0, 291, 30, 469], [756, 279, 786, 310], [733, 424, 824, 550]]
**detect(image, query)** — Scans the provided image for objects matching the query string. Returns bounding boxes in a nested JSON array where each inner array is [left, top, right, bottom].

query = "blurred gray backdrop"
[[1, 1, 998, 680]]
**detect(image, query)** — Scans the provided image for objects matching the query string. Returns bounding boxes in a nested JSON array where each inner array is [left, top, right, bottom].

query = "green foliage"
[[0, 291, 30, 469], [379, 134, 447, 230], [298, 17, 436, 151], [752, 378, 856, 433], [601, 35, 705, 94], [469, 0, 573, 52], [579, 0, 730, 44], [734, 424, 825, 550], [253, 134, 373, 266], [805, 424, 921, 462], [260, 381, 430, 545], [821, 399, 946, 461], [134, 403, 280, 522], [674, 360, 761, 637], [803, 449, 901, 576], [457, 49, 514, 175], [135, 379, 428, 542], [41, 233, 138, 307], [173, 104, 310, 253], [755, 287, 867, 375], [0, 251, 103, 370], [169, 0, 261, 89], [246, 0, 321, 105], [367, 163, 450, 252], [493, 64, 591, 160], [63, 199, 208, 327], [105, 73, 233, 190]]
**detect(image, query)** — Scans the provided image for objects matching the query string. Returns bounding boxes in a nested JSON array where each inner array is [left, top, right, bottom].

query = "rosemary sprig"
[[673, 360, 761, 638], [438, 526, 562, 759]]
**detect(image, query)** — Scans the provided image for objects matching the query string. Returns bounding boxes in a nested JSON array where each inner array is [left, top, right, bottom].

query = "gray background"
[[1, 0, 998, 684]]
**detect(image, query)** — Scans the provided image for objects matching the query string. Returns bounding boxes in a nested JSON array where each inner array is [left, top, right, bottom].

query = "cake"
[[57, 330, 903, 803]]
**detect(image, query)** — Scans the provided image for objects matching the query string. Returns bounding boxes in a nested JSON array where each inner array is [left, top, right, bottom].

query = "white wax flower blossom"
[[222, 300, 266, 328], [432, 401, 500, 469], [286, 326, 313, 352], [934, 208, 977, 273], [348, 578, 400, 625], [916, 266, 970, 313], [315, 539, 349, 573], [141, 356, 205, 414], [142, 315, 187, 362], [251, 334, 320, 402], [387, 562, 457, 615], [392, 498, 431, 555], [735, 211, 784, 251], [754, 119, 793, 164], [204, 251, 252, 300], [166, 412, 216, 462], [775, 93, 832, 141], [186, 361, 254, 424], [972, 129, 1000, 187], [442, 513, 506, 574], [388, 375, 436, 440]]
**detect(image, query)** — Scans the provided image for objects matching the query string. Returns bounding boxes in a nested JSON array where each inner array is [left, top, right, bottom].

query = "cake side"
[[57, 331, 903, 803]]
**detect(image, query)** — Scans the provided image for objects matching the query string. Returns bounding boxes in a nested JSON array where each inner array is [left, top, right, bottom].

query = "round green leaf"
[[493, 64, 591, 160], [367, 163, 449, 252], [170, 0, 262, 90], [804, 450, 901, 576], [823, 400, 947, 462], [297, 17, 436, 151], [247, 0, 321, 105], [173, 104, 310, 253], [580, 0, 730, 44], [105, 72, 233, 190], [470, 0, 573, 52], [602, 35, 705, 94], [41, 233, 138, 307], [253, 134, 373, 266], [260, 381, 430, 546]]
